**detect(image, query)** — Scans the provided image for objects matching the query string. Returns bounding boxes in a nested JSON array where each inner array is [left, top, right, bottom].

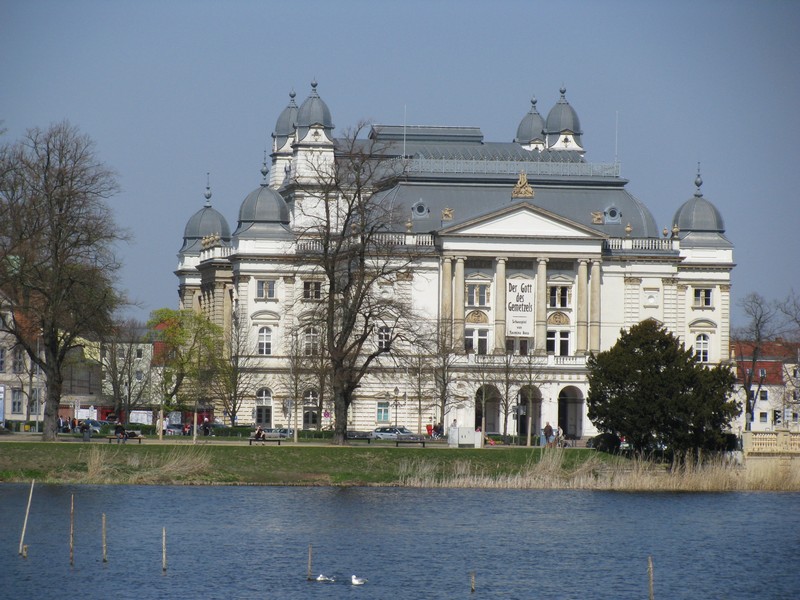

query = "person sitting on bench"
[[114, 421, 127, 444], [253, 425, 266, 440]]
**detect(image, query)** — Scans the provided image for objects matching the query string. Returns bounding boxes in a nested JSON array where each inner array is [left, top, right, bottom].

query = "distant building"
[[731, 340, 800, 432], [175, 82, 735, 440]]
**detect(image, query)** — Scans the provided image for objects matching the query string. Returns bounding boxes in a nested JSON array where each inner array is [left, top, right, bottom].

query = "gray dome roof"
[[515, 97, 546, 145], [179, 188, 231, 255], [672, 174, 725, 233], [233, 182, 292, 240], [296, 80, 334, 134], [545, 87, 583, 146], [273, 90, 298, 147]]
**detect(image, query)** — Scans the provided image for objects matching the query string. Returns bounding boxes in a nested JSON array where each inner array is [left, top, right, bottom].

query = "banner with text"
[[506, 279, 534, 336]]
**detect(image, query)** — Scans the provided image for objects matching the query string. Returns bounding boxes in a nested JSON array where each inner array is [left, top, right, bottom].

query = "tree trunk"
[[42, 368, 64, 441], [332, 388, 349, 445]]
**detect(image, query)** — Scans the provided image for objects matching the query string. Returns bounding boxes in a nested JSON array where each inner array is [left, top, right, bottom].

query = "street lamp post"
[[393, 386, 400, 426]]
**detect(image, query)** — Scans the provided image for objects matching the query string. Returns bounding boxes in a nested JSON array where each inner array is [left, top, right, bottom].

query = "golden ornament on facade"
[[511, 171, 534, 199]]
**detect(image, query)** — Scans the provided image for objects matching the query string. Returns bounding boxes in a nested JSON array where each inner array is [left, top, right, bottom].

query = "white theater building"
[[175, 82, 733, 442]]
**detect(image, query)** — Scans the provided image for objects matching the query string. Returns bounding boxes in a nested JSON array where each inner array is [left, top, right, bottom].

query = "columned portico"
[[590, 260, 601, 352], [576, 259, 588, 353], [494, 257, 507, 352], [453, 257, 466, 350], [535, 258, 548, 354]]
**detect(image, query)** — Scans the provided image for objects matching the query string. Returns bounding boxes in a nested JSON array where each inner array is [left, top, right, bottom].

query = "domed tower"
[[545, 87, 584, 153], [176, 183, 232, 311], [671, 170, 732, 249], [515, 96, 546, 151], [233, 159, 293, 245], [291, 79, 335, 186], [270, 90, 298, 188]]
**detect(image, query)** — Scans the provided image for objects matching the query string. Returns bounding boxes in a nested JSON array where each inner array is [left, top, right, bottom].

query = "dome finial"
[[289, 88, 296, 101], [204, 172, 212, 205], [560, 85, 567, 97], [694, 162, 703, 197], [531, 96, 537, 110], [261, 149, 269, 183], [311, 79, 318, 93]]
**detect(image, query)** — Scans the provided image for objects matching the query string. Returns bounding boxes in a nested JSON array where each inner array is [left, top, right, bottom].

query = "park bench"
[[106, 431, 144, 444], [249, 436, 282, 445], [395, 438, 426, 447]]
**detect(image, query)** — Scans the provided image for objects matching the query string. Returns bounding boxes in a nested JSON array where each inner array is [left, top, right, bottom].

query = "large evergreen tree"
[[587, 320, 739, 462]]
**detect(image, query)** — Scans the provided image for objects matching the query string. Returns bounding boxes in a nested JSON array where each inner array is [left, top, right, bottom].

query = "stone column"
[[453, 257, 466, 351], [441, 257, 453, 346], [576, 259, 588, 354], [535, 258, 548, 354], [589, 260, 601, 352], [494, 257, 506, 353]]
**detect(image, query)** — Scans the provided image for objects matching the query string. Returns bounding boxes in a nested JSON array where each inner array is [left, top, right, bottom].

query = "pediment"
[[439, 202, 605, 239], [251, 310, 281, 322]]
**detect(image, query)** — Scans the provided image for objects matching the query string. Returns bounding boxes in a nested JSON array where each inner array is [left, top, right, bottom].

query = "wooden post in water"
[[648, 555, 654, 600], [307, 544, 313, 581], [102, 513, 108, 563], [18, 479, 34, 556], [470, 571, 475, 593], [162, 527, 167, 573], [70, 494, 75, 566]]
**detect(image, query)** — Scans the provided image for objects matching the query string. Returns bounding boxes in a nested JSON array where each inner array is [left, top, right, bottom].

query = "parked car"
[[372, 426, 417, 440], [164, 424, 184, 435], [78, 419, 105, 434]]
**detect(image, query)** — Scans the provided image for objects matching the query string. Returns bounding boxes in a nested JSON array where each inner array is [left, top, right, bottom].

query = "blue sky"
[[2, 0, 798, 328]]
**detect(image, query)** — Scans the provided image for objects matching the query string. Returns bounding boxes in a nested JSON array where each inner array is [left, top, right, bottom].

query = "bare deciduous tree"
[[0, 122, 127, 440], [100, 319, 153, 423], [291, 123, 417, 444]]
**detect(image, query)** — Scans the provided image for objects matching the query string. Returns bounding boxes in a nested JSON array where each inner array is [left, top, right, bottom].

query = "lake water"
[[1, 484, 798, 599]]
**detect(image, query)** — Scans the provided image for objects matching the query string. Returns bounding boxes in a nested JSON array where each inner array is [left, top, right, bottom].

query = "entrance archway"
[[474, 385, 500, 433], [517, 385, 543, 441], [557, 386, 584, 439]]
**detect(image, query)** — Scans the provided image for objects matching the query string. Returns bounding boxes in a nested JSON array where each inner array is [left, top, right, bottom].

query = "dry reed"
[[83, 446, 211, 484], [397, 448, 800, 492]]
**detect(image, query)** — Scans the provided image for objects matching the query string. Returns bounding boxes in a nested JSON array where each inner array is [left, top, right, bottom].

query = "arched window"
[[303, 389, 319, 429], [694, 334, 709, 363], [258, 327, 272, 355], [254, 388, 272, 426]]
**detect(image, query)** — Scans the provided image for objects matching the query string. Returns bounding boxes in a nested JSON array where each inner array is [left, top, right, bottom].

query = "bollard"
[[470, 571, 475, 593], [162, 527, 167, 573], [102, 514, 107, 563], [307, 544, 313, 581]]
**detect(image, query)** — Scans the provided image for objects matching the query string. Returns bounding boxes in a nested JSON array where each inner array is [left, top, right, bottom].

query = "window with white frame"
[[256, 279, 276, 299], [466, 283, 490, 307], [377, 326, 392, 351], [759, 412, 768, 423], [303, 281, 322, 300], [548, 286, 570, 308], [255, 388, 272, 427], [303, 389, 319, 429], [257, 327, 272, 355], [546, 330, 570, 356], [136, 347, 143, 359], [505, 337, 531, 356], [465, 328, 489, 355], [759, 390, 768, 402], [303, 327, 319, 356], [12, 347, 24, 373], [694, 288, 713, 307], [376, 401, 390, 422], [694, 334, 709, 363], [11, 389, 23, 413]]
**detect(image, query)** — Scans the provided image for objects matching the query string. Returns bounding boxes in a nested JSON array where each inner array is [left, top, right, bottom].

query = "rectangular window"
[[0, 347, 5, 371], [12, 347, 24, 374], [377, 326, 392, 351], [505, 338, 530, 356], [135, 370, 143, 381], [694, 288, 713, 307], [759, 368, 767, 378], [466, 283, 490, 306], [546, 331, 570, 356], [136, 348, 143, 359], [759, 412, 768, 423], [376, 401, 390, 422], [465, 329, 489, 355], [11, 389, 23, 414], [759, 390, 768, 402], [30, 388, 42, 415], [303, 281, 321, 300], [257, 279, 276, 299], [303, 328, 319, 356], [548, 286, 570, 308]]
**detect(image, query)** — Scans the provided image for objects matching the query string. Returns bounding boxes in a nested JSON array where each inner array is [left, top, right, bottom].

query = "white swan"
[[351, 574, 367, 585], [316, 574, 335, 582]]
